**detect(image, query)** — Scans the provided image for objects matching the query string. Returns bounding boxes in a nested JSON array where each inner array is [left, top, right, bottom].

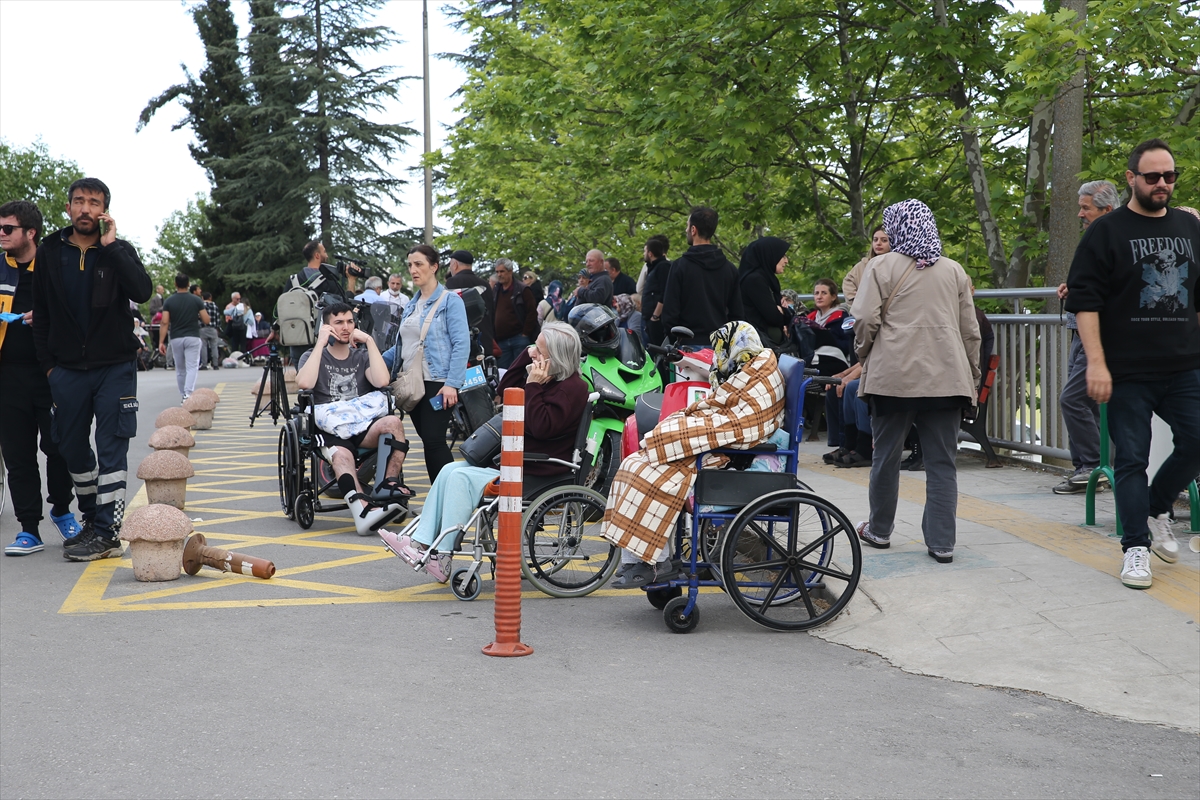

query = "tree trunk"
[[933, 0, 1007, 284], [1045, 0, 1086, 305], [315, 0, 333, 248], [1006, 100, 1053, 288], [836, 3, 865, 241]]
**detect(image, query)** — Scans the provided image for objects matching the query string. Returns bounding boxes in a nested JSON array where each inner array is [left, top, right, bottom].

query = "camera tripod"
[[250, 352, 292, 427]]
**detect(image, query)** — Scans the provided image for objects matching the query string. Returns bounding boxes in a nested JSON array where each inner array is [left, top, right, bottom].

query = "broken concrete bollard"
[[148, 425, 195, 458], [155, 406, 196, 430], [121, 504, 193, 581], [137, 450, 195, 510], [183, 533, 275, 579], [182, 393, 216, 430]]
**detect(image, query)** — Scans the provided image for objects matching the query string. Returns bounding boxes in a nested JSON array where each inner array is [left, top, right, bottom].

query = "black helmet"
[[568, 303, 620, 351]]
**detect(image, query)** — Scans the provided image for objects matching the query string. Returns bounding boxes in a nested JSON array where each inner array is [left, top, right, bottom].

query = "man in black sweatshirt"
[[32, 178, 153, 561], [0, 201, 81, 556], [661, 206, 743, 346], [1065, 138, 1200, 591]]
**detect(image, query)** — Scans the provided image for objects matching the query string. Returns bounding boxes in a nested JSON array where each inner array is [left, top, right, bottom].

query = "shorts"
[[315, 427, 371, 456]]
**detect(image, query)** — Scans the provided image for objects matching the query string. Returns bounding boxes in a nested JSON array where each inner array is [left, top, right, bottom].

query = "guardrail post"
[[483, 388, 533, 658], [1084, 403, 1120, 535]]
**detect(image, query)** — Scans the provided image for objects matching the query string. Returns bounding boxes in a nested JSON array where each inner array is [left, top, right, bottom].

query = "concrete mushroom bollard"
[[120, 504, 193, 581], [183, 393, 216, 430], [155, 406, 196, 430], [137, 450, 195, 509], [191, 387, 220, 406], [148, 425, 195, 458]]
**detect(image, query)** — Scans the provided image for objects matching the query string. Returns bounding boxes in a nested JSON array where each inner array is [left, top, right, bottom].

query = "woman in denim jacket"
[[383, 244, 470, 480]]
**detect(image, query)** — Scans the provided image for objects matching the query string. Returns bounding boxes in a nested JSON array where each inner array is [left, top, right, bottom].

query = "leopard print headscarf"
[[883, 199, 942, 269]]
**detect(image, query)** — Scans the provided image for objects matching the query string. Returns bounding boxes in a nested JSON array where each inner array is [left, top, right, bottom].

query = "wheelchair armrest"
[[523, 453, 550, 461], [296, 390, 314, 412], [710, 444, 778, 455]]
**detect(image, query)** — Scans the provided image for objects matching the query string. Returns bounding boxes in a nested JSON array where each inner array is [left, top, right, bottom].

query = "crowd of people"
[[2, 137, 1197, 595]]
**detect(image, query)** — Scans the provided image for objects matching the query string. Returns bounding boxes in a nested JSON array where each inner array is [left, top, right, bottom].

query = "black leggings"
[[408, 380, 454, 481]]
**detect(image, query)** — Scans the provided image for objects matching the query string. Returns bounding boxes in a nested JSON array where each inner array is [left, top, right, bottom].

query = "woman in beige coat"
[[849, 199, 981, 563]]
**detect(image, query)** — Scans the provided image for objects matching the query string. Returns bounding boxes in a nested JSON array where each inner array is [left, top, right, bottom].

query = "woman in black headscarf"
[[737, 236, 792, 349]]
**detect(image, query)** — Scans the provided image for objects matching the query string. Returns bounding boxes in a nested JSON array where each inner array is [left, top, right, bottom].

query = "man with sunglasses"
[[1066, 138, 1200, 590], [32, 178, 153, 561], [0, 201, 81, 555]]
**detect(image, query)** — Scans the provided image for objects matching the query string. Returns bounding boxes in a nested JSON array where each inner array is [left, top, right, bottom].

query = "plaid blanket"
[[601, 350, 785, 563]]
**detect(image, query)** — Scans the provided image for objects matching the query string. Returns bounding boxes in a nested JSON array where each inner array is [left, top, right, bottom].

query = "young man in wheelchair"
[[296, 301, 413, 534]]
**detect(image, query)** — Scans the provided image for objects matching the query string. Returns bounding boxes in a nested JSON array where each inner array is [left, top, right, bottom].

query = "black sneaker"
[[62, 518, 95, 549], [63, 526, 122, 561]]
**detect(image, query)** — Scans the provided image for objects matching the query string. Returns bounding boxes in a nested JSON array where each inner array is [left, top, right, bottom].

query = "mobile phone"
[[429, 394, 444, 411], [98, 217, 108, 237]]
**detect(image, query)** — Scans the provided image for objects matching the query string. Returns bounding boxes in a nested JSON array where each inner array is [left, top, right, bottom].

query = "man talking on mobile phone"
[[31, 178, 153, 561]]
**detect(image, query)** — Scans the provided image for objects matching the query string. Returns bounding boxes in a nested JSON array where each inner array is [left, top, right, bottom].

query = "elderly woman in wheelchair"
[[380, 321, 589, 583], [602, 321, 787, 588], [295, 301, 413, 535]]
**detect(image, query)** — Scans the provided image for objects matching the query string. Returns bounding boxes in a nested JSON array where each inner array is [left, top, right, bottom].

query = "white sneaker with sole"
[[1120, 546, 1153, 589], [1147, 514, 1179, 563]]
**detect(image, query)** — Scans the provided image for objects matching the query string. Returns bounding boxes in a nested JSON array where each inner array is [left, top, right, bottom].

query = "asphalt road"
[[1, 366, 1197, 799]]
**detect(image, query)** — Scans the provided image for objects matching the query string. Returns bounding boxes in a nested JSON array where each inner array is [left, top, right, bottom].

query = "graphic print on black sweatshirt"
[[1135, 236, 1192, 314]]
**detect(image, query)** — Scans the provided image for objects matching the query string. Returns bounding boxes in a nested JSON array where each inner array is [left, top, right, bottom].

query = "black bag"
[[457, 412, 503, 468], [455, 385, 496, 436]]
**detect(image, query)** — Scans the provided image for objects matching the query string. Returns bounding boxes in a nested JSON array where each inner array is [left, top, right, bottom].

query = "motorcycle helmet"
[[568, 303, 620, 351]]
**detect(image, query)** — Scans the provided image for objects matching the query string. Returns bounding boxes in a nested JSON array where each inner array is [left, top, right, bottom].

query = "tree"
[[142, 195, 210, 295], [0, 139, 85, 234]]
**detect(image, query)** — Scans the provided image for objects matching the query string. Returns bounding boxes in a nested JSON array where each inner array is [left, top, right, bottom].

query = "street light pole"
[[422, 0, 433, 246]]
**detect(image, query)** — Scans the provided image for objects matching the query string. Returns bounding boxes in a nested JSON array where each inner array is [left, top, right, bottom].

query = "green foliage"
[[142, 194, 210, 297], [0, 139, 85, 234], [438, 0, 1198, 290]]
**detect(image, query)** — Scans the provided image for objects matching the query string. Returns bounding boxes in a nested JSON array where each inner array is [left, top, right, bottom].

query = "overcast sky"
[[0, 0, 470, 251]]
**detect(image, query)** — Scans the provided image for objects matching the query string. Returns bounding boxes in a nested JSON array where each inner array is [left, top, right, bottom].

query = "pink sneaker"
[[424, 553, 452, 584], [379, 529, 412, 560]]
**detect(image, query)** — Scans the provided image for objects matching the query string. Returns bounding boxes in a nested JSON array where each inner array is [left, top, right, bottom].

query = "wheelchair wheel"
[[450, 567, 482, 601], [521, 486, 618, 598], [663, 596, 699, 633], [294, 492, 315, 529], [720, 490, 861, 632], [646, 585, 681, 610], [278, 424, 301, 519]]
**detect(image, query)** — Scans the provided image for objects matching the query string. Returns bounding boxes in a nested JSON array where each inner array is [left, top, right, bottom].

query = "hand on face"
[[349, 328, 371, 346]]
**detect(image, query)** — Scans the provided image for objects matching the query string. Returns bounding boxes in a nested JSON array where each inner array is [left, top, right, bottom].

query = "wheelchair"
[[277, 390, 409, 530], [642, 360, 863, 633], [384, 392, 620, 601]]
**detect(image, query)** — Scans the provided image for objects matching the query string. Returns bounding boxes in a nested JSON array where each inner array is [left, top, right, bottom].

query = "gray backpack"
[[276, 288, 317, 347]]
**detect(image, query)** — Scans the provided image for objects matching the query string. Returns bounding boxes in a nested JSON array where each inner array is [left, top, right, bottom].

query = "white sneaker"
[[1120, 546, 1153, 589], [1147, 514, 1179, 563]]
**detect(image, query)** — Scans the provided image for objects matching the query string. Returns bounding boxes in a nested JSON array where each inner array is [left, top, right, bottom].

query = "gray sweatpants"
[[200, 326, 221, 368], [869, 406, 961, 553], [1059, 333, 1100, 471], [170, 336, 202, 399]]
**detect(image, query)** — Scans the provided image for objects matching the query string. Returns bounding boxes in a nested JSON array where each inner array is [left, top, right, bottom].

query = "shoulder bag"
[[391, 289, 449, 412]]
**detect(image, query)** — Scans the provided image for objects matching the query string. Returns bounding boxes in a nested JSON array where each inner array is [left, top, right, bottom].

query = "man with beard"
[[32, 178, 152, 561], [661, 206, 743, 346], [1066, 138, 1200, 590]]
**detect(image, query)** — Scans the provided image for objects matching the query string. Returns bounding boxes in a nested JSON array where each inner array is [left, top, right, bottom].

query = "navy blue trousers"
[[49, 362, 138, 538]]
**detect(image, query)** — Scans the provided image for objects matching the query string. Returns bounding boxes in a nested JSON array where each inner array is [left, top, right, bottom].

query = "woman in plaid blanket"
[[603, 321, 786, 588]]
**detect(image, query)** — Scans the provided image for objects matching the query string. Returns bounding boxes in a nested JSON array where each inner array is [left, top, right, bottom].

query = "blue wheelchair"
[[642, 361, 863, 633]]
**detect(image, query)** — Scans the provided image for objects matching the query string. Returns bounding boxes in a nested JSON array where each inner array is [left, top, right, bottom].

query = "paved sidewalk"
[[793, 446, 1200, 732]]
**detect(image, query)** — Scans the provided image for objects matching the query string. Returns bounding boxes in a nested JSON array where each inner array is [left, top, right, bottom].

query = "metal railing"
[[796, 286, 1072, 461]]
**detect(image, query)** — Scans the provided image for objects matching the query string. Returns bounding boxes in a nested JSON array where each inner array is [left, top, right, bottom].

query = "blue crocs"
[[5, 532, 45, 556], [50, 511, 81, 541]]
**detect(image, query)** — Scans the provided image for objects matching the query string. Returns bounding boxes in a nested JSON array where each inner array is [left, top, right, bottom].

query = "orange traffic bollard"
[[182, 533, 276, 579], [483, 387, 533, 658]]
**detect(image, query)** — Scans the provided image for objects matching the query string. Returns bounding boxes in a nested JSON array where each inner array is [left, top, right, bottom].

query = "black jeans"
[[408, 380, 454, 481], [0, 362, 74, 534], [1106, 369, 1200, 551]]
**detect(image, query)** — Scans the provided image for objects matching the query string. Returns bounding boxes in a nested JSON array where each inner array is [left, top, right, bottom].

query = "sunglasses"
[[0, 224, 29, 235], [1133, 170, 1181, 185]]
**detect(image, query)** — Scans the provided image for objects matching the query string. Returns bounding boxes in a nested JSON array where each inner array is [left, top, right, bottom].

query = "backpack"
[[276, 288, 317, 347]]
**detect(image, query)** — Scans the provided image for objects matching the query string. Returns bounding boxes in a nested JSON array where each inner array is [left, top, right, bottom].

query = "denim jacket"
[[383, 283, 470, 389]]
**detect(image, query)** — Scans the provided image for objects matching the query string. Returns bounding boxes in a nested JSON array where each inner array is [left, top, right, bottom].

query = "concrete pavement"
[[1, 365, 1197, 798]]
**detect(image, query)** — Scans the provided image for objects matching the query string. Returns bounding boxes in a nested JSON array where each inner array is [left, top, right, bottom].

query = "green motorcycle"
[[567, 304, 664, 494]]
